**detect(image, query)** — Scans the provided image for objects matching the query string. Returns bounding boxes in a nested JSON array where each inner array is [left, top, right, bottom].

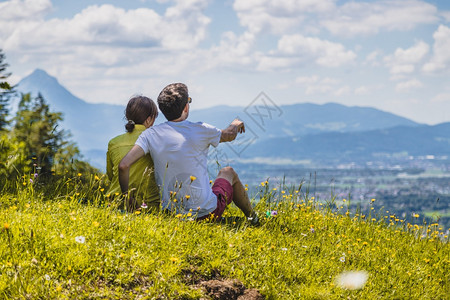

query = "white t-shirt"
[[136, 120, 222, 217]]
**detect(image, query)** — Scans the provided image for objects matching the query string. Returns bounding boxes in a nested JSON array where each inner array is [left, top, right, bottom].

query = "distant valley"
[[14, 69, 449, 171]]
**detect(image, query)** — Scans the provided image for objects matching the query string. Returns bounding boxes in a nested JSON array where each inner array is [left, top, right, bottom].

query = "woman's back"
[[106, 95, 160, 211]]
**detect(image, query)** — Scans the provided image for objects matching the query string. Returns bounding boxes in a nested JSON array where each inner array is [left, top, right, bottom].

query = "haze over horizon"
[[2, 0, 450, 125]]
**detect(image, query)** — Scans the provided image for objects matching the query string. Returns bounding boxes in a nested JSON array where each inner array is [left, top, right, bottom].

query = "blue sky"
[[1, 0, 450, 124]]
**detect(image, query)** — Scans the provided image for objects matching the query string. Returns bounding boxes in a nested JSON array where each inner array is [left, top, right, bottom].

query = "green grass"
[[424, 211, 450, 218], [0, 179, 449, 299]]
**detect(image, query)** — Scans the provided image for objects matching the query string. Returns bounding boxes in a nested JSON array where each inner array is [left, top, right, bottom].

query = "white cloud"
[[334, 86, 351, 96], [295, 75, 320, 85], [280, 34, 356, 67], [431, 93, 450, 103], [0, 0, 51, 21], [258, 34, 356, 70], [1, 0, 210, 51], [354, 86, 370, 96], [395, 79, 423, 92], [384, 41, 429, 75], [204, 31, 257, 69], [233, 0, 335, 35], [321, 0, 439, 37], [441, 11, 450, 22], [295, 75, 343, 96], [365, 50, 382, 66], [423, 25, 450, 73]]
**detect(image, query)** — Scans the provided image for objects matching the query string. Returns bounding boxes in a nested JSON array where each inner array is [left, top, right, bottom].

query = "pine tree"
[[0, 49, 15, 131], [13, 93, 68, 175]]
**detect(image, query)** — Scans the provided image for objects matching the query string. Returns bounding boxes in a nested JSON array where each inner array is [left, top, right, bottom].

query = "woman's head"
[[125, 95, 158, 132]]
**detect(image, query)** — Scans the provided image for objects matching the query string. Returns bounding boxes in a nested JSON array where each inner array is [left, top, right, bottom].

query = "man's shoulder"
[[143, 122, 170, 133], [187, 120, 218, 130]]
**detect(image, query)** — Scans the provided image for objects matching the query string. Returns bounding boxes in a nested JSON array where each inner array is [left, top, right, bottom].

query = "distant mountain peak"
[[25, 68, 57, 81], [23, 68, 60, 86]]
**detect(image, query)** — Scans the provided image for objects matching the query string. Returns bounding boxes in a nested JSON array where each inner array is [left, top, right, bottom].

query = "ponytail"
[[125, 119, 135, 132]]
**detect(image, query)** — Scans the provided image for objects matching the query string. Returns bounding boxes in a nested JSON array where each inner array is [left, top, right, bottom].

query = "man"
[[118, 83, 258, 224]]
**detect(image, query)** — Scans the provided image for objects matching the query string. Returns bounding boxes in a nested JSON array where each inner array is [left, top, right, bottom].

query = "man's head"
[[157, 83, 189, 121]]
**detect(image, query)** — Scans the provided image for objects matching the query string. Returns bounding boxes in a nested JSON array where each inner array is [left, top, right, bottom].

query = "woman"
[[106, 95, 160, 211]]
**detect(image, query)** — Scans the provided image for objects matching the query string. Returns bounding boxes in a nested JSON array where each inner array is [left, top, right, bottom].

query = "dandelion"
[[135, 210, 141, 215], [75, 236, 86, 244], [185, 195, 191, 199], [3, 223, 9, 230], [336, 271, 369, 290], [170, 257, 179, 262], [94, 175, 100, 180], [413, 213, 420, 218], [190, 175, 196, 182], [92, 221, 100, 227]]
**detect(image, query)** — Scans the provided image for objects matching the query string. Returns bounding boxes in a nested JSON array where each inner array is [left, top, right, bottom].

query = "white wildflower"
[[336, 270, 369, 290], [75, 236, 86, 244]]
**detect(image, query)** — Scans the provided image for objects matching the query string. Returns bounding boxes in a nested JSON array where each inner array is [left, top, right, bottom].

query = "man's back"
[[136, 120, 221, 217]]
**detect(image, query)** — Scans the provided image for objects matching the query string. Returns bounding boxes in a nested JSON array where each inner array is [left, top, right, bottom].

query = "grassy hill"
[[0, 176, 448, 299]]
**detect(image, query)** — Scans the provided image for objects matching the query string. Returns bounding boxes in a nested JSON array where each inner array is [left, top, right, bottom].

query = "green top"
[[106, 125, 160, 209]]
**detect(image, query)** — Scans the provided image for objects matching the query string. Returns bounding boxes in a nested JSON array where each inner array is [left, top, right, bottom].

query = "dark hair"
[[157, 83, 189, 121], [124, 95, 158, 132]]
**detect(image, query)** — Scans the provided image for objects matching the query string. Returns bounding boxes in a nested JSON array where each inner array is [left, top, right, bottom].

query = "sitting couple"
[[106, 83, 258, 224]]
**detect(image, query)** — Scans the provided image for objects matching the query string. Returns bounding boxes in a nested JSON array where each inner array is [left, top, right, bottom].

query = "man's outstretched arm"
[[220, 119, 245, 143], [118, 145, 145, 194]]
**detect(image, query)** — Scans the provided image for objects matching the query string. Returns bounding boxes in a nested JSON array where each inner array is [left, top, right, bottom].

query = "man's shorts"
[[198, 178, 233, 220]]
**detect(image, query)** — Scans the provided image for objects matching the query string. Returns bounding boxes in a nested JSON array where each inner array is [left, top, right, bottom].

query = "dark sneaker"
[[247, 212, 260, 226]]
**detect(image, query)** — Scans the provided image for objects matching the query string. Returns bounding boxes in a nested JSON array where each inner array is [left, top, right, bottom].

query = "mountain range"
[[13, 69, 449, 170]]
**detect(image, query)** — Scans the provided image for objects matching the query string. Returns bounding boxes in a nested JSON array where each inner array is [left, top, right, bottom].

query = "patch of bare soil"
[[197, 279, 264, 300]]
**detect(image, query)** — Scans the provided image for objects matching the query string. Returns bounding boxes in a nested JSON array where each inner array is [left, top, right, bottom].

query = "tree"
[[13, 93, 68, 175], [0, 49, 15, 131], [0, 134, 27, 188]]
